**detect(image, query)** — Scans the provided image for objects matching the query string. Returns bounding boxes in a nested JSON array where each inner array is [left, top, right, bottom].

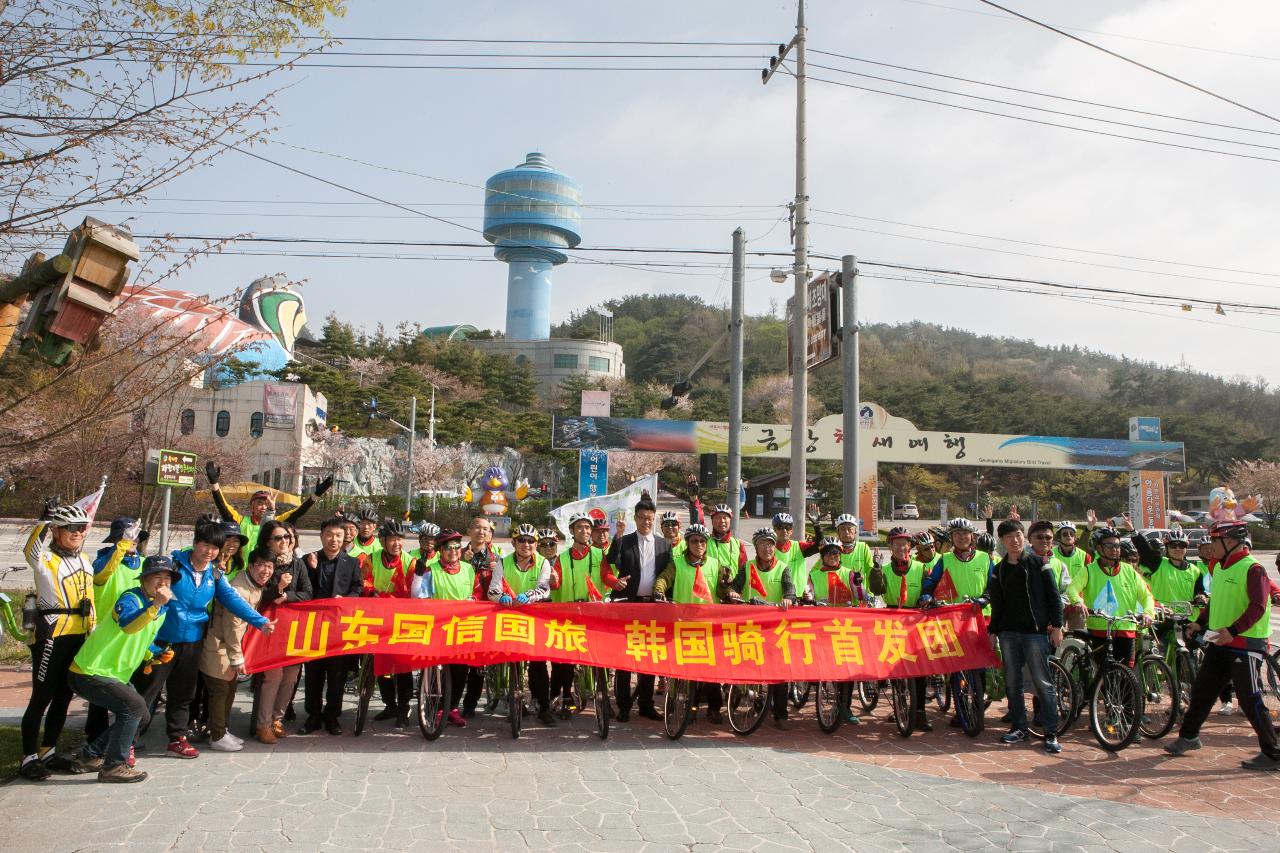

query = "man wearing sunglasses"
[[18, 502, 96, 780], [489, 524, 555, 725]]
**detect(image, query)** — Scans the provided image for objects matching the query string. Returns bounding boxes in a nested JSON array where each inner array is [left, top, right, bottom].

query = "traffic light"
[[17, 217, 139, 365]]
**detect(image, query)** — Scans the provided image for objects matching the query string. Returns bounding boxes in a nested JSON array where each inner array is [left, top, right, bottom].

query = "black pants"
[[527, 661, 552, 710], [550, 663, 576, 699], [304, 657, 351, 721], [615, 671, 656, 713], [1090, 634, 1135, 673], [448, 664, 484, 711], [769, 684, 789, 720], [69, 673, 148, 769], [912, 677, 928, 719], [22, 633, 85, 755], [698, 682, 723, 712], [84, 703, 110, 744], [1179, 644, 1280, 758], [135, 639, 202, 740], [377, 672, 414, 710]]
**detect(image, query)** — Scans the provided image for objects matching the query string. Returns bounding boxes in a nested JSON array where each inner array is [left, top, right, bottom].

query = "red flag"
[[585, 575, 603, 603], [691, 563, 713, 603], [933, 570, 958, 603], [828, 572, 852, 605], [749, 564, 769, 599]]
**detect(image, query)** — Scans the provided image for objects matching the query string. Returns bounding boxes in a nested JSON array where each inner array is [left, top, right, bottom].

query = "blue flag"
[[1091, 580, 1119, 617]]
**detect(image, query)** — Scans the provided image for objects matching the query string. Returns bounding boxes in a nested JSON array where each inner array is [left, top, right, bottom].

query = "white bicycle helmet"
[[47, 504, 90, 528], [710, 503, 733, 517], [567, 511, 592, 528], [834, 513, 858, 528], [752, 527, 777, 543], [772, 512, 794, 527], [513, 523, 539, 540], [417, 522, 441, 538], [684, 523, 711, 540], [947, 517, 978, 534]]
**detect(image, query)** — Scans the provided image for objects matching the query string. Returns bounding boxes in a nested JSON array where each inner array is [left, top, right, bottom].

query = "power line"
[[974, 0, 1280, 126], [797, 68, 1280, 165], [809, 48, 1280, 138]]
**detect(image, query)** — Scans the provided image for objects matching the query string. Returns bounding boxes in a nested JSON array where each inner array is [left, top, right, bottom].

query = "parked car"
[[892, 504, 920, 520], [1138, 527, 1209, 545]]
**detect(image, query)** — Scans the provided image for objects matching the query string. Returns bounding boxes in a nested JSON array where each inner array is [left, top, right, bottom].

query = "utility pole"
[[763, 0, 810, 526], [406, 395, 417, 518], [841, 255, 859, 521], [728, 228, 746, 534]]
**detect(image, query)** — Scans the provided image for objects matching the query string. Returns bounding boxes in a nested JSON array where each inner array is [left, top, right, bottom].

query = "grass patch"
[[0, 724, 85, 783]]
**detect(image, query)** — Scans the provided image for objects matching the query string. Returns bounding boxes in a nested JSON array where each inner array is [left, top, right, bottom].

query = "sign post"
[[150, 448, 197, 553], [578, 391, 611, 501]]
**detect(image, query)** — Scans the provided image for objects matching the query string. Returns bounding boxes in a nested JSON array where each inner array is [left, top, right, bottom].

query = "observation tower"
[[482, 152, 582, 340]]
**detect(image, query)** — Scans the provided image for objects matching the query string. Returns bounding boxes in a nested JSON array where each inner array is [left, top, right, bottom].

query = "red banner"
[[242, 600, 998, 684]]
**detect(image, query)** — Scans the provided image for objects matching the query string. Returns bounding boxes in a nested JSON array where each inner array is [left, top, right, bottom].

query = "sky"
[[46, 0, 1280, 385]]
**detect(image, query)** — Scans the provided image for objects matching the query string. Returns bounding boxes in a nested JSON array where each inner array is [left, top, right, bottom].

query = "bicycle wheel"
[[507, 662, 524, 739], [890, 678, 916, 738], [789, 681, 812, 713], [929, 674, 950, 714], [1090, 663, 1142, 752], [663, 678, 694, 740], [1175, 650, 1196, 714], [1137, 656, 1177, 740], [1261, 650, 1280, 729], [815, 681, 843, 734], [952, 669, 985, 737], [726, 683, 768, 737], [416, 665, 450, 742], [590, 667, 610, 741], [1057, 647, 1090, 728], [857, 680, 880, 714], [353, 655, 376, 736], [1027, 659, 1075, 739]]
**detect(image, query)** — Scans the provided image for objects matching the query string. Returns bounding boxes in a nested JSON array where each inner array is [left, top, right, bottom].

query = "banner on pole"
[[578, 450, 608, 500], [551, 474, 657, 539], [242, 599, 998, 683]]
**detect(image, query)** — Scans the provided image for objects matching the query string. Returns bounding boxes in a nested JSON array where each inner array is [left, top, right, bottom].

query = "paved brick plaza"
[[2, 684, 1277, 853]]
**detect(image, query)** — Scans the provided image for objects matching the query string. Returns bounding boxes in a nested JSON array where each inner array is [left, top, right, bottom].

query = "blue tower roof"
[[482, 152, 582, 264]]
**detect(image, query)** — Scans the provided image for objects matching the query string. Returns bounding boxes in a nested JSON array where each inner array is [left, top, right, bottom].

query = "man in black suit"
[[602, 495, 670, 722], [300, 516, 364, 734]]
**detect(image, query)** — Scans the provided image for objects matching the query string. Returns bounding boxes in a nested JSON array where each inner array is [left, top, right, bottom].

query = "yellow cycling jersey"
[[24, 521, 96, 638]]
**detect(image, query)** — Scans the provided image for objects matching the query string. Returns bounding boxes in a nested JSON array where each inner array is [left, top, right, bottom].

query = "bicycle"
[[560, 664, 611, 741], [725, 682, 769, 736], [1151, 602, 1204, 716], [506, 661, 524, 739], [788, 681, 812, 713], [1135, 621, 1178, 740], [925, 597, 989, 737], [416, 664, 450, 741], [663, 677, 695, 740], [1024, 657, 1077, 740], [352, 654, 376, 736], [889, 677, 916, 737], [815, 680, 846, 734], [0, 566, 27, 642], [1059, 611, 1146, 752]]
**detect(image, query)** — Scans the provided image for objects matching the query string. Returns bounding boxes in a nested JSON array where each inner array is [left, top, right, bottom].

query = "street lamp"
[[365, 397, 416, 517]]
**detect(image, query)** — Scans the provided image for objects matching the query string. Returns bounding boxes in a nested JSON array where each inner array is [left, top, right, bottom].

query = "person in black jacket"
[[300, 516, 363, 734], [988, 518, 1065, 754], [601, 496, 671, 722]]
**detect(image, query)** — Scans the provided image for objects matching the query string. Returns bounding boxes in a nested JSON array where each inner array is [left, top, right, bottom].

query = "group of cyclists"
[[14, 471, 1280, 784]]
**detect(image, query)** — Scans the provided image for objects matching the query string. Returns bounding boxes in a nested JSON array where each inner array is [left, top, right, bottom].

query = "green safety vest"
[[1054, 545, 1089, 592], [775, 540, 808, 592], [551, 546, 605, 603], [501, 553, 543, 597], [432, 564, 476, 601], [883, 560, 927, 607], [1076, 562, 1153, 633], [670, 537, 687, 557], [1148, 558, 1203, 605], [408, 548, 439, 569], [94, 544, 140, 614], [1208, 554, 1271, 639], [1038, 552, 1072, 595], [71, 589, 166, 684], [747, 558, 789, 603], [706, 535, 744, 581], [939, 551, 991, 603], [238, 516, 262, 560], [839, 541, 873, 574], [809, 564, 852, 603], [348, 537, 382, 562], [369, 550, 412, 595], [672, 552, 722, 604]]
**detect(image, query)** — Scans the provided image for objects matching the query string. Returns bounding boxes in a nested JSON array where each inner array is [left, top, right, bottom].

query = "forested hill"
[[289, 295, 1276, 505]]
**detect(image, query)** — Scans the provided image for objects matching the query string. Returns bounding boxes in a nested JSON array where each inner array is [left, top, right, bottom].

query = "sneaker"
[[126, 747, 136, 768], [1241, 752, 1280, 771], [225, 732, 244, 747], [373, 706, 399, 722], [209, 734, 243, 752], [1000, 728, 1030, 745], [76, 751, 105, 772], [1044, 736, 1063, 755], [537, 707, 558, 726], [167, 736, 200, 759], [1218, 701, 1235, 716], [18, 757, 51, 781], [98, 763, 148, 783], [914, 716, 934, 733], [43, 753, 90, 774], [1164, 736, 1202, 756], [843, 710, 860, 725], [558, 705, 573, 720], [447, 709, 467, 727]]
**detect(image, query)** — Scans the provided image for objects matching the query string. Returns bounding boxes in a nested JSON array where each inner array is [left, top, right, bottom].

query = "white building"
[[472, 338, 625, 398], [177, 379, 327, 494]]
